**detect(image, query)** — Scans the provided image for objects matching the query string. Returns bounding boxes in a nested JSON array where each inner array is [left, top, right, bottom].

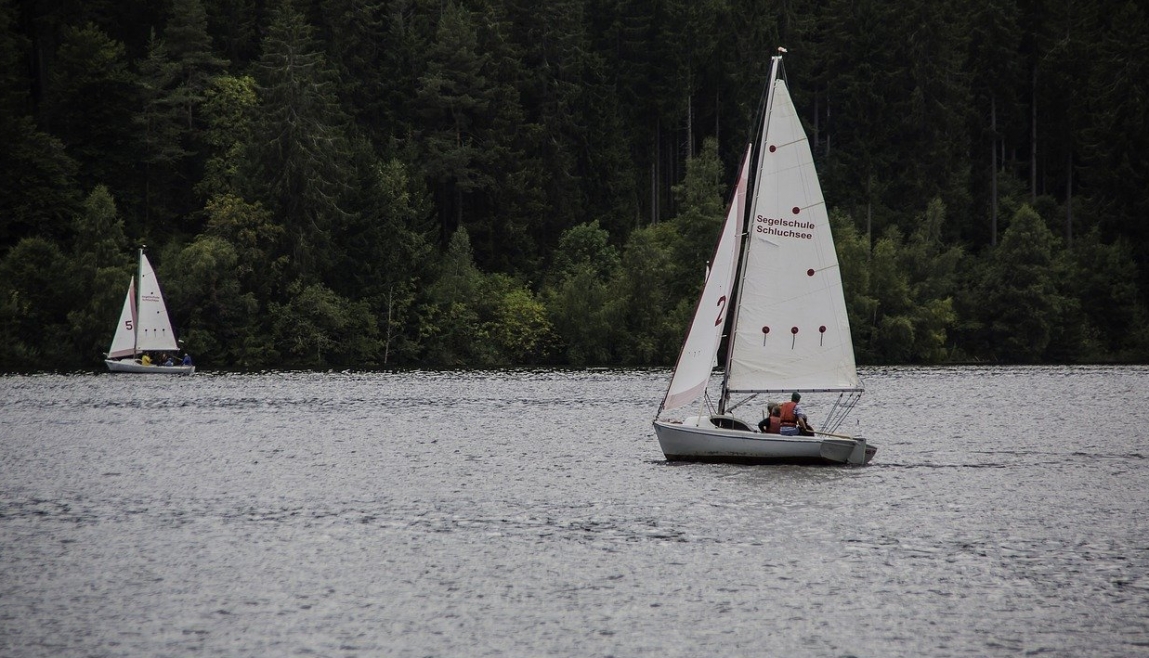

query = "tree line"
[[1, 0, 1147, 371]]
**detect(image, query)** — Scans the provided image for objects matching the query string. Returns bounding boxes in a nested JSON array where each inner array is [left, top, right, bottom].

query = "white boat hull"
[[105, 359, 195, 375], [654, 417, 874, 465]]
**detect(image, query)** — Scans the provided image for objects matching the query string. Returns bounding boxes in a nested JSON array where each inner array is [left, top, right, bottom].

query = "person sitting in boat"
[[140, 353, 153, 366], [163, 354, 175, 366], [182, 353, 193, 367], [780, 392, 815, 436], [758, 405, 782, 434]]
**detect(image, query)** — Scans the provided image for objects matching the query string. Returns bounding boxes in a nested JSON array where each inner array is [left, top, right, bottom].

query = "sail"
[[725, 78, 860, 393], [107, 279, 137, 359], [135, 253, 179, 352], [661, 147, 752, 412]]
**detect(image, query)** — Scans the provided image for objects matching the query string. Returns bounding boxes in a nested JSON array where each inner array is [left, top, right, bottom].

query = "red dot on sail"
[[807, 269, 815, 276], [819, 326, 826, 333], [791, 326, 799, 334], [762, 326, 770, 334], [792, 206, 800, 215], [769, 145, 776, 153]]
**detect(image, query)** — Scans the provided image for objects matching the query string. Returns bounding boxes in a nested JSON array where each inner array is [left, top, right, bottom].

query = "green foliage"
[[834, 199, 960, 364], [546, 266, 616, 367], [249, 0, 355, 281], [203, 192, 287, 302], [1064, 228, 1145, 360], [0, 238, 80, 369], [667, 136, 726, 300], [160, 235, 259, 368], [418, 227, 495, 366], [270, 280, 379, 369], [611, 224, 677, 365], [958, 205, 1076, 363], [45, 23, 139, 216], [549, 220, 619, 283], [2, 0, 1149, 370], [197, 74, 257, 199]]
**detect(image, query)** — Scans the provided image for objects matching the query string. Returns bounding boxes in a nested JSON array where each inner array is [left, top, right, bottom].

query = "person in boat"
[[780, 392, 815, 436], [758, 405, 782, 434], [163, 354, 175, 366], [140, 353, 153, 366], [182, 353, 193, 367]]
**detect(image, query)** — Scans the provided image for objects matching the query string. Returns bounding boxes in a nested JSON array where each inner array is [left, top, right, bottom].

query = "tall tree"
[[43, 23, 138, 218], [960, 204, 1074, 362], [414, 1, 496, 249], [0, 0, 81, 249], [163, 0, 229, 221], [135, 31, 188, 234], [966, 0, 1022, 247], [249, 0, 355, 282], [1080, 1, 1149, 293]]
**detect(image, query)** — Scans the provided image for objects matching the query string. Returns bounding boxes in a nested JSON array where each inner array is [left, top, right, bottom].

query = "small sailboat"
[[653, 50, 874, 465], [104, 247, 194, 374]]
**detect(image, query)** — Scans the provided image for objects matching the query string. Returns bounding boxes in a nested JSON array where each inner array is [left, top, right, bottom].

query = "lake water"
[[1, 366, 1147, 657]]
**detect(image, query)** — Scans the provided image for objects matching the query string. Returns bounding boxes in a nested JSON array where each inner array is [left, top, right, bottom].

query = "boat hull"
[[105, 359, 195, 375], [654, 418, 875, 465]]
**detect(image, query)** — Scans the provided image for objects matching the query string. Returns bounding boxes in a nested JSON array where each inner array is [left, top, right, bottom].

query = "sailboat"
[[104, 247, 194, 374], [653, 50, 874, 465]]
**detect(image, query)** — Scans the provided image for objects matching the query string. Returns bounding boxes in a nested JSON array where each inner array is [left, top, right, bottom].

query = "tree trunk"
[[991, 93, 998, 247], [1030, 64, 1038, 203], [1065, 150, 1073, 245]]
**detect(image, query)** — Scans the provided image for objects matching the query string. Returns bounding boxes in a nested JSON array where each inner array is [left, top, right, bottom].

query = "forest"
[[1, 0, 1147, 371]]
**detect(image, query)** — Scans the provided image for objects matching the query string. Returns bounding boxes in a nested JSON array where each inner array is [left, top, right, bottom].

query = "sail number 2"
[[714, 296, 727, 326]]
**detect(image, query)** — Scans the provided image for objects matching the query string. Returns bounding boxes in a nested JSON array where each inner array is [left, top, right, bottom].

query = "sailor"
[[757, 405, 782, 433], [780, 392, 815, 436]]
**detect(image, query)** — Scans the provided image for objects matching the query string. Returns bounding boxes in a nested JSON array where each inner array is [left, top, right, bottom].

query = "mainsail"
[[659, 147, 751, 412], [135, 253, 178, 352], [724, 75, 859, 394]]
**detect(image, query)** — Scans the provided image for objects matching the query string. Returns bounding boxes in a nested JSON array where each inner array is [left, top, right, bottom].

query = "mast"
[[718, 49, 784, 415], [134, 246, 144, 355]]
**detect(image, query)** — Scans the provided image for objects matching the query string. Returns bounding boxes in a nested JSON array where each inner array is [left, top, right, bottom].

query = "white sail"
[[135, 253, 179, 352], [661, 147, 751, 411], [725, 79, 859, 393], [107, 279, 137, 359]]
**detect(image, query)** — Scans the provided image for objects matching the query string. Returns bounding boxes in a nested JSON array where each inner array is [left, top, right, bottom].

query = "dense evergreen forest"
[[1, 0, 1147, 371]]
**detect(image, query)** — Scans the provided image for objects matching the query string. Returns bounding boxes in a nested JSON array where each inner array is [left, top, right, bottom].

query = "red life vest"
[[780, 401, 798, 426], [763, 415, 781, 433]]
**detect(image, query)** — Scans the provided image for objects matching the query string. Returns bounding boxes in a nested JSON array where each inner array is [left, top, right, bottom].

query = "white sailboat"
[[653, 50, 874, 465], [104, 247, 194, 374]]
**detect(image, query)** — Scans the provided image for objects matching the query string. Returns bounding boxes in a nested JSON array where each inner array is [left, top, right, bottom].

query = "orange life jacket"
[[764, 415, 781, 433], [780, 401, 798, 426]]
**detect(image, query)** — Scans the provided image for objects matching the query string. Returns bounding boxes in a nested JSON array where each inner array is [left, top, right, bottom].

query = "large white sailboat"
[[653, 50, 874, 465], [105, 248, 194, 375]]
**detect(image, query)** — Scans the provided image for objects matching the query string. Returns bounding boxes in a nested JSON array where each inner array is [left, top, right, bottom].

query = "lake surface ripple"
[[2, 366, 1147, 657]]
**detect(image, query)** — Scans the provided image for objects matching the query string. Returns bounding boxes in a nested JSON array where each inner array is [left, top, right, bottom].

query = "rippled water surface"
[[2, 366, 1148, 657]]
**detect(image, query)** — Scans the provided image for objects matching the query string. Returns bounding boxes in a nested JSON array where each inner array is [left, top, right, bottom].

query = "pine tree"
[[249, 0, 355, 283]]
